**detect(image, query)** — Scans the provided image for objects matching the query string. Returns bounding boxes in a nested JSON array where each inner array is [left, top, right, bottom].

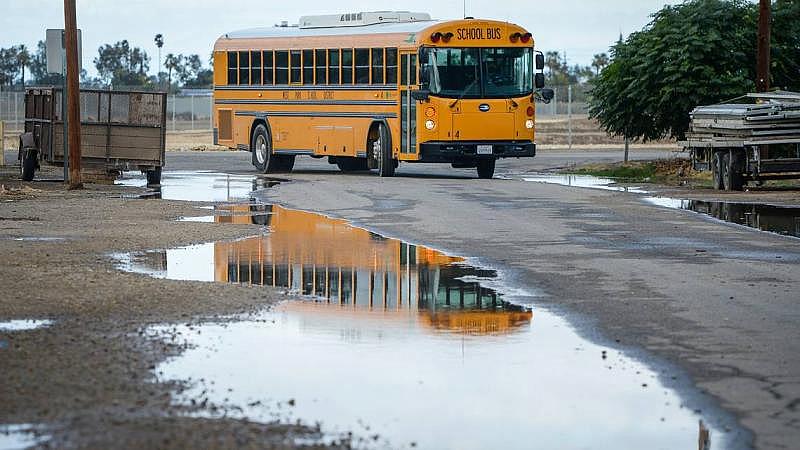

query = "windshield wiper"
[[449, 63, 481, 108]]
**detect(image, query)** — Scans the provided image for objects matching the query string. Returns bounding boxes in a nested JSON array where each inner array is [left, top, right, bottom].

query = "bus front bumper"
[[418, 141, 535, 163]]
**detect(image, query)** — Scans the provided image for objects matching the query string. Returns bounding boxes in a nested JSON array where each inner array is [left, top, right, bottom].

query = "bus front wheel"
[[476, 159, 495, 179], [251, 124, 281, 173]]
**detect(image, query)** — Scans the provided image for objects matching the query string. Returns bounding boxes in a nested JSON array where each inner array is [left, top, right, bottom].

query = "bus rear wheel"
[[251, 124, 281, 174], [476, 159, 495, 179]]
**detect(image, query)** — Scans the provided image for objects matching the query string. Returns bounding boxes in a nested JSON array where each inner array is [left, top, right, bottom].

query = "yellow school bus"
[[212, 11, 547, 178], [212, 204, 533, 335]]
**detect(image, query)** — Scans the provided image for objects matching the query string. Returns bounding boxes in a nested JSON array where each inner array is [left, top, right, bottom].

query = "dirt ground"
[[0, 170, 349, 449]]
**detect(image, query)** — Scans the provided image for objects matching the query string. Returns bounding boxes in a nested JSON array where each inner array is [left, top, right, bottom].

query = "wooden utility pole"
[[64, 0, 82, 188], [756, 0, 771, 93]]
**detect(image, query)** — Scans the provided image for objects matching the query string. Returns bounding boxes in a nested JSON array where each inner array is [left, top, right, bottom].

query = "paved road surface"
[[165, 149, 798, 450]]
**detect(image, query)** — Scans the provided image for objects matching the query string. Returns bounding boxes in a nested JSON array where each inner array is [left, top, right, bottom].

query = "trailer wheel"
[[476, 159, 495, 179], [145, 167, 162, 186], [723, 150, 745, 191], [20, 150, 37, 182], [712, 151, 725, 190]]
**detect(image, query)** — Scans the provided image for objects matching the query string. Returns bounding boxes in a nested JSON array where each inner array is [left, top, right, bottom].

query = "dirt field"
[[0, 169, 348, 449]]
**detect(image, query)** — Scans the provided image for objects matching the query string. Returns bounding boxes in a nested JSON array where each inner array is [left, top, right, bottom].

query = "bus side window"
[[386, 48, 398, 84], [290, 50, 301, 84], [355, 48, 369, 84], [410, 54, 417, 85], [400, 54, 408, 85], [341, 49, 353, 85], [263, 50, 274, 85], [371, 48, 384, 84], [238, 51, 250, 85], [328, 49, 340, 84], [227, 51, 238, 85], [303, 49, 313, 85], [251, 50, 262, 85], [275, 51, 288, 84], [315, 49, 327, 84]]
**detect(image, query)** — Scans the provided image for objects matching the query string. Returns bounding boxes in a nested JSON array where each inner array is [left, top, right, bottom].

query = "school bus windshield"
[[424, 47, 533, 98]]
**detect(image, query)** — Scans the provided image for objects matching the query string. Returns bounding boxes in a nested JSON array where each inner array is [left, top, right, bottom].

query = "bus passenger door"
[[399, 51, 418, 157]]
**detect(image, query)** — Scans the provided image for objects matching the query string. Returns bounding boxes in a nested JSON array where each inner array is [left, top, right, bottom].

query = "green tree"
[[589, 0, 799, 142], [163, 53, 183, 90], [591, 53, 609, 76], [16, 45, 30, 87], [771, 0, 800, 91], [0, 46, 19, 86], [94, 40, 151, 87], [182, 54, 213, 88]]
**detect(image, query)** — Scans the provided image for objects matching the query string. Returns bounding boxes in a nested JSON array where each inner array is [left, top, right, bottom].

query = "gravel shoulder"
[[0, 174, 346, 449]]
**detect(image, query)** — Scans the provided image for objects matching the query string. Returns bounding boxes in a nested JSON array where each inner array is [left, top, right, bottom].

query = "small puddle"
[[115, 204, 738, 449], [517, 174, 649, 194], [646, 198, 800, 238], [0, 425, 48, 449], [0, 320, 53, 331], [117, 171, 280, 202], [514, 173, 799, 239], [5, 237, 66, 242]]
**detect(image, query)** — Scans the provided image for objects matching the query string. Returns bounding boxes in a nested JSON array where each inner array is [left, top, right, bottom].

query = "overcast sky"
[[2, 0, 689, 75]]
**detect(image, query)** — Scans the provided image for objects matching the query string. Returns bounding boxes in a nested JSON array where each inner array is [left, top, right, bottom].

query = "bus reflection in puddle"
[[116, 203, 734, 449], [130, 204, 532, 335]]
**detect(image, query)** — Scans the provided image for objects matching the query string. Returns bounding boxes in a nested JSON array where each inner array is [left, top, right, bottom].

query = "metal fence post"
[[190, 94, 195, 131], [0, 119, 5, 165], [171, 95, 176, 132], [567, 84, 573, 150], [15, 92, 21, 133]]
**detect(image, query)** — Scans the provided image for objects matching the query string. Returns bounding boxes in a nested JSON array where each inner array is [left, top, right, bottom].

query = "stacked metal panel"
[[686, 92, 800, 146]]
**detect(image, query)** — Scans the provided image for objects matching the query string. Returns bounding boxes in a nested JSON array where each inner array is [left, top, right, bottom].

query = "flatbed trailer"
[[19, 87, 167, 185], [681, 92, 800, 190]]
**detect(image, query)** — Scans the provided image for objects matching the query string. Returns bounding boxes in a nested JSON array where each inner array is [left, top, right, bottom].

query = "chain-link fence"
[[535, 84, 591, 117], [1, 89, 214, 137], [0, 90, 25, 135]]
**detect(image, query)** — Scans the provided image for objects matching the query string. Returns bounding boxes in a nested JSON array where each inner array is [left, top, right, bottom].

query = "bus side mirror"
[[541, 88, 554, 103], [535, 53, 545, 70], [535, 73, 545, 89], [419, 64, 430, 85]]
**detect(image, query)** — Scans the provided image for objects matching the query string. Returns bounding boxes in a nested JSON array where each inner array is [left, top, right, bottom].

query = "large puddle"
[[115, 198, 739, 449], [117, 171, 280, 202], [647, 198, 800, 239], [517, 173, 800, 239]]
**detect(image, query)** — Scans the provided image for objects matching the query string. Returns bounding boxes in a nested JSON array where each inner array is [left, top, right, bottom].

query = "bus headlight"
[[525, 119, 534, 129], [425, 119, 436, 130]]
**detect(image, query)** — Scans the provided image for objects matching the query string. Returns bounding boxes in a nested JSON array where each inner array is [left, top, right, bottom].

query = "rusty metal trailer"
[[20, 87, 167, 184], [682, 91, 800, 191]]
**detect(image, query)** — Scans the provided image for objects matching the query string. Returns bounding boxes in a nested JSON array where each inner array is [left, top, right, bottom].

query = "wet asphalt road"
[[164, 149, 799, 450]]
